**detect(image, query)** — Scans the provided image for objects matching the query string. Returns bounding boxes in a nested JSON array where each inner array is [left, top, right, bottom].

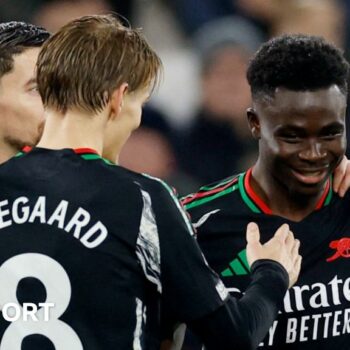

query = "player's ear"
[[109, 83, 128, 120], [247, 107, 261, 140]]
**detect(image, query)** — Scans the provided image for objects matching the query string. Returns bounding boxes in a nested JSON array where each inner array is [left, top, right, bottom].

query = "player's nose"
[[298, 139, 327, 161]]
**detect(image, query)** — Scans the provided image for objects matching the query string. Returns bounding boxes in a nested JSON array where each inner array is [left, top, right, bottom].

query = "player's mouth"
[[291, 167, 329, 185]]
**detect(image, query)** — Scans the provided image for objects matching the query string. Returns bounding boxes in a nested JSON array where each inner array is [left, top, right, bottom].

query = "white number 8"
[[0, 253, 83, 349]]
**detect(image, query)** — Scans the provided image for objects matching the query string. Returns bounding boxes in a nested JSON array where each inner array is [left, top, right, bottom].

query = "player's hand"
[[246, 222, 302, 288], [333, 155, 350, 197]]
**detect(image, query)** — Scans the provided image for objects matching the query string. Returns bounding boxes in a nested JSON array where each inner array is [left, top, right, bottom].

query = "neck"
[[103, 135, 131, 165], [103, 147, 120, 164], [37, 108, 107, 155], [102, 121, 134, 164], [252, 159, 328, 221]]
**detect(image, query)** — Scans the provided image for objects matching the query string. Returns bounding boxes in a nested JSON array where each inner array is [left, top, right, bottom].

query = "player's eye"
[[28, 85, 39, 93], [321, 130, 343, 140], [280, 134, 301, 143]]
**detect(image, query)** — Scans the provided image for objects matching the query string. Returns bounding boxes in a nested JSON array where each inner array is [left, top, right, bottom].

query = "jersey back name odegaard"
[[0, 195, 107, 249], [182, 169, 350, 349]]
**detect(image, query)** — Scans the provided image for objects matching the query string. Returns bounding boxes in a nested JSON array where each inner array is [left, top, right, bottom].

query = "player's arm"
[[187, 223, 300, 349], [150, 181, 300, 350]]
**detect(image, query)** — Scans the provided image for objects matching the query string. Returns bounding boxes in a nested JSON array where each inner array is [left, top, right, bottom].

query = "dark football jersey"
[[182, 168, 350, 349], [0, 147, 227, 350]]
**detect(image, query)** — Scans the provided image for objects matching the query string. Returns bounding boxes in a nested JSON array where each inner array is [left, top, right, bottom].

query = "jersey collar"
[[20, 146, 99, 155], [18, 146, 115, 165], [238, 168, 333, 215]]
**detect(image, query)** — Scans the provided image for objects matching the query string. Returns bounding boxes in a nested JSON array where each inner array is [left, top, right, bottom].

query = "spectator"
[[166, 0, 235, 35], [177, 16, 263, 184], [0, 0, 133, 31], [236, 0, 345, 47], [33, 0, 112, 32]]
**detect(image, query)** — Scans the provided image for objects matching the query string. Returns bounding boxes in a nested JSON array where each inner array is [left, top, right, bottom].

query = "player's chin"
[[289, 175, 330, 196], [25, 128, 44, 146], [280, 171, 319, 196], [294, 183, 326, 197]]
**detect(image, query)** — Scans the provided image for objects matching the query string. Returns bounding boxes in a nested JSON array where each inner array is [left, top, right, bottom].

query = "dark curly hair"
[[0, 21, 50, 79], [247, 34, 349, 99]]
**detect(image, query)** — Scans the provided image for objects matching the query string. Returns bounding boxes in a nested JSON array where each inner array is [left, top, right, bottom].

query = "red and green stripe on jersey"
[[16, 146, 114, 165], [181, 175, 240, 210], [75, 149, 114, 165], [15, 145, 34, 157]]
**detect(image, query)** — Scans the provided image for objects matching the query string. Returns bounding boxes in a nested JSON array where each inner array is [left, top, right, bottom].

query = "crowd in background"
[[1, 0, 349, 195]]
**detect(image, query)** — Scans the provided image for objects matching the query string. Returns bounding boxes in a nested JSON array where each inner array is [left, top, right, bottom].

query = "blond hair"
[[37, 14, 162, 113]]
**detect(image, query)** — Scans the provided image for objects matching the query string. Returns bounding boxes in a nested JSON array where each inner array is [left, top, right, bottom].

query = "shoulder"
[[67, 152, 177, 207]]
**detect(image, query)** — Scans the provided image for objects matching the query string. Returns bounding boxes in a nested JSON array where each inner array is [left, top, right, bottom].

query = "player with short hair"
[[0, 21, 49, 163], [0, 14, 301, 350], [181, 34, 350, 349]]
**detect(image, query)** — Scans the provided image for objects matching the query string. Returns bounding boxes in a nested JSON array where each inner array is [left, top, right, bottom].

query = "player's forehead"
[[1, 47, 39, 85], [11, 47, 39, 71], [257, 85, 347, 118]]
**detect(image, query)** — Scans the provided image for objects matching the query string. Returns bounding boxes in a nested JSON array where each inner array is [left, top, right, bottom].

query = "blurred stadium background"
[[2, 0, 349, 195]]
